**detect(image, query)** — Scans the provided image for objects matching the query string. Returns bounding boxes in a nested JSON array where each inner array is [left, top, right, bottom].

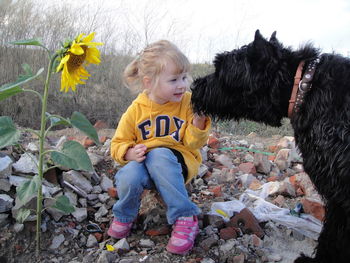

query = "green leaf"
[[9, 38, 43, 47], [0, 67, 44, 101], [0, 85, 24, 101], [70, 111, 100, 145], [17, 175, 41, 203], [21, 63, 33, 75], [51, 140, 93, 171], [0, 116, 21, 148], [15, 208, 31, 224], [51, 195, 75, 213], [46, 113, 71, 127]]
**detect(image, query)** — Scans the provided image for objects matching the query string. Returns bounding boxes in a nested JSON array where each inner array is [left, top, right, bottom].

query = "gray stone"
[[100, 175, 113, 192], [71, 207, 87, 222], [63, 170, 93, 193], [0, 213, 9, 227], [139, 239, 155, 248], [98, 193, 109, 203], [9, 175, 51, 197], [13, 223, 24, 233], [267, 253, 283, 262], [96, 250, 117, 263], [113, 238, 130, 251], [44, 197, 69, 221], [0, 178, 11, 192], [12, 194, 37, 222], [275, 149, 291, 171], [0, 194, 14, 212], [26, 142, 39, 152], [64, 190, 78, 206], [86, 234, 98, 248], [95, 205, 108, 221], [200, 236, 218, 251], [119, 260, 135, 263], [215, 154, 234, 169], [92, 185, 102, 194], [78, 198, 87, 207], [12, 153, 39, 174], [0, 155, 12, 178], [87, 152, 104, 166], [254, 153, 272, 174], [49, 234, 65, 249], [200, 258, 216, 263], [198, 163, 209, 177]]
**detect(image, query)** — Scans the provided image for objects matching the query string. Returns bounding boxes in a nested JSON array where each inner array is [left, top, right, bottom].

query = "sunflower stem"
[[35, 54, 58, 257]]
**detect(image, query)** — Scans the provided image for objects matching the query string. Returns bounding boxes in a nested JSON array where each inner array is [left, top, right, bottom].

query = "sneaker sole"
[[107, 228, 130, 239]]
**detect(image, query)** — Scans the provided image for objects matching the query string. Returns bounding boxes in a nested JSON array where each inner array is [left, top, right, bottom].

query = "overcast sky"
[[66, 0, 350, 62]]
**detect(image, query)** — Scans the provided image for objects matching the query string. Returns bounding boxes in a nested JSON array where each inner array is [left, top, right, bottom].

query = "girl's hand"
[[124, 144, 147, 162], [192, 113, 207, 130]]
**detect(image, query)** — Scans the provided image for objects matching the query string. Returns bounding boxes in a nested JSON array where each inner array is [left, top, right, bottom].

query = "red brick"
[[207, 135, 220, 148], [227, 208, 264, 238], [301, 198, 325, 222], [219, 227, 237, 240], [231, 253, 245, 263], [93, 232, 103, 242], [272, 195, 285, 207], [238, 162, 256, 174], [268, 145, 277, 152], [267, 175, 278, 182], [93, 120, 108, 130], [249, 179, 262, 190], [268, 155, 276, 161], [83, 137, 95, 148], [99, 135, 107, 144], [145, 225, 170, 236], [209, 185, 222, 197], [108, 187, 118, 198]]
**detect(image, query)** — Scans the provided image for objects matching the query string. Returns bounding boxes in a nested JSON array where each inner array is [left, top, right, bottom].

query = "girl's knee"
[[146, 148, 175, 163], [115, 161, 147, 186]]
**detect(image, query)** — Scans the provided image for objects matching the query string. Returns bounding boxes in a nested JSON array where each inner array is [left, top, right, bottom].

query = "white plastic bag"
[[209, 200, 246, 222], [239, 192, 322, 240]]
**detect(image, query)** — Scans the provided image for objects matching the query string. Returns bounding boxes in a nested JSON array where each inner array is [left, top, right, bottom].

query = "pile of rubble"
[[0, 127, 324, 263]]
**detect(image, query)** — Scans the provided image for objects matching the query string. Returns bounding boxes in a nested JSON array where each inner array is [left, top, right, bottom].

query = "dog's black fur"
[[191, 30, 350, 263]]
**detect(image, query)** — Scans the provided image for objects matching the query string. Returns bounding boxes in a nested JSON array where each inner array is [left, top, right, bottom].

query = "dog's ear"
[[249, 29, 278, 64], [254, 29, 264, 43], [252, 29, 268, 49], [269, 31, 277, 44], [213, 52, 225, 78]]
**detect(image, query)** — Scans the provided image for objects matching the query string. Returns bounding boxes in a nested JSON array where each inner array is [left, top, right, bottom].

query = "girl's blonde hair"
[[123, 40, 191, 93]]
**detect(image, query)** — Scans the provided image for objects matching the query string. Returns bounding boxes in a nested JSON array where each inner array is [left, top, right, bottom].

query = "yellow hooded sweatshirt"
[[110, 91, 211, 183]]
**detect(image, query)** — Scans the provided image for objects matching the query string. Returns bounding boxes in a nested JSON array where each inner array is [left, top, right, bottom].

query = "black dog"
[[191, 30, 350, 263]]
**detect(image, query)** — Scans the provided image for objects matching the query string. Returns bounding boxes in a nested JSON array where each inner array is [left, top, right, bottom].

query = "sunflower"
[[56, 32, 103, 92]]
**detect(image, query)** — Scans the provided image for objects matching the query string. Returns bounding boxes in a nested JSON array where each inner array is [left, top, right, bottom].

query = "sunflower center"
[[67, 46, 87, 72]]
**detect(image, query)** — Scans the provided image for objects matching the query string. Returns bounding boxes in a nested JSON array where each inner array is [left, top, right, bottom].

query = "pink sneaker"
[[166, 216, 199, 255], [107, 219, 133, 239]]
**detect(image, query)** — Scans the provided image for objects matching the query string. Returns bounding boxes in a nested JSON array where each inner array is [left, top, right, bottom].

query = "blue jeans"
[[112, 147, 201, 224]]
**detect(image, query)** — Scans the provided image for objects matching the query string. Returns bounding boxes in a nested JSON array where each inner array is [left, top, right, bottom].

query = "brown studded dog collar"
[[288, 59, 318, 118]]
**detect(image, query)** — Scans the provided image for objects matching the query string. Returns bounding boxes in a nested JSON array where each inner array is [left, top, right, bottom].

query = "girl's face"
[[146, 60, 189, 104]]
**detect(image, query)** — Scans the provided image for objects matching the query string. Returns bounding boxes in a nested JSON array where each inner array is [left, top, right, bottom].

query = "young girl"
[[108, 40, 211, 255]]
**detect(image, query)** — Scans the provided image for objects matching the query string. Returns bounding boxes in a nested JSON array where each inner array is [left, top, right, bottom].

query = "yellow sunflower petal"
[[56, 55, 70, 72], [82, 32, 95, 43], [76, 33, 84, 43], [70, 43, 84, 55], [86, 48, 101, 64]]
